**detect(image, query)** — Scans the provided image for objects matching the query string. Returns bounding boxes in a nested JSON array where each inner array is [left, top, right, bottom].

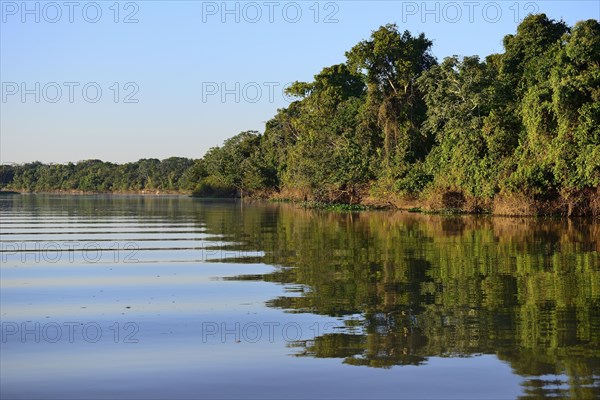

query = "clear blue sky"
[[1, 0, 598, 164]]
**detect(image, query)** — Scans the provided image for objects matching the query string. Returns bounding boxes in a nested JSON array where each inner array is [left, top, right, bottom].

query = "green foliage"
[[277, 64, 370, 201], [4, 157, 195, 192], [3, 15, 599, 214], [503, 17, 600, 203], [393, 161, 432, 194], [201, 131, 272, 197], [191, 178, 237, 198], [346, 24, 436, 171], [418, 55, 499, 198], [0, 165, 16, 188]]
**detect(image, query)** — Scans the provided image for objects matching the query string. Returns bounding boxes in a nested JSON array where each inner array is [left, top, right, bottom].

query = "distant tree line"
[[0, 158, 198, 192], [2, 15, 599, 215]]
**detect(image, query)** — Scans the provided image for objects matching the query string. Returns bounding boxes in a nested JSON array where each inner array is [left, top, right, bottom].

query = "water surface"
[[1, 195, 599, 399]]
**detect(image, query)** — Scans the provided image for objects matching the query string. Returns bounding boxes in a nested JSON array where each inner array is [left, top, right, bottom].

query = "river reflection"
[[201, 202, 600, 398], [1, 194, 599, 399]]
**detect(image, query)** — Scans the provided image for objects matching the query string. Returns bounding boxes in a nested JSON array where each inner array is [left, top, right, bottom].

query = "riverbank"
[[1, 189, 191, 196], [267, 186, 600, 217], [4, 188, 598, 217]]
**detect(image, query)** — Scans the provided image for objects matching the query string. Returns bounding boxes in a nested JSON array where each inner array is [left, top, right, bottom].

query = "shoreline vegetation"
[[2, 15, 599, 217], [0, 189, 189, 196], [2, 189, 599, 218]]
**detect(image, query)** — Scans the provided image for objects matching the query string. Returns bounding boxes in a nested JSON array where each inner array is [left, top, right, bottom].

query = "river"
[[1, 195, 598, 399]]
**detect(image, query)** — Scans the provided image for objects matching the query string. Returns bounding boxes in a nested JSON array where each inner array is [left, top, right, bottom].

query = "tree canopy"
[[2, 15, 599, 215]]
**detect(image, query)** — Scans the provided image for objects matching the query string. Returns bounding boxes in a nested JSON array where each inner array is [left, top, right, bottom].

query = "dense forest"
[[2, 14, 599, 215], [0, 158, 199, 193]]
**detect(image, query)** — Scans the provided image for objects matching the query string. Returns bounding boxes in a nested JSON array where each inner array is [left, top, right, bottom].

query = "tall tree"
[[346, 24, 436, 174]]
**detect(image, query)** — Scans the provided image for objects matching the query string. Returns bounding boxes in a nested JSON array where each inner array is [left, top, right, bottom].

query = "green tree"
[[346, 24, 436, 176]]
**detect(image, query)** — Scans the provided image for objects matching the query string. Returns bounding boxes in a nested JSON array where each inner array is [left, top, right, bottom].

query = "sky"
[[1, 0, 598, 164]]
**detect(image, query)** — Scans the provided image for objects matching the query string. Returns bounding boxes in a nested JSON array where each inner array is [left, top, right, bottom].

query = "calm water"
[[1, 195, 599, 399]]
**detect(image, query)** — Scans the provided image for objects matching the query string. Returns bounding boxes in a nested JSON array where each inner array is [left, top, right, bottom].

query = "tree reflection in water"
[[5, 196, 597, 398], [207, 203, 600, 399]]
